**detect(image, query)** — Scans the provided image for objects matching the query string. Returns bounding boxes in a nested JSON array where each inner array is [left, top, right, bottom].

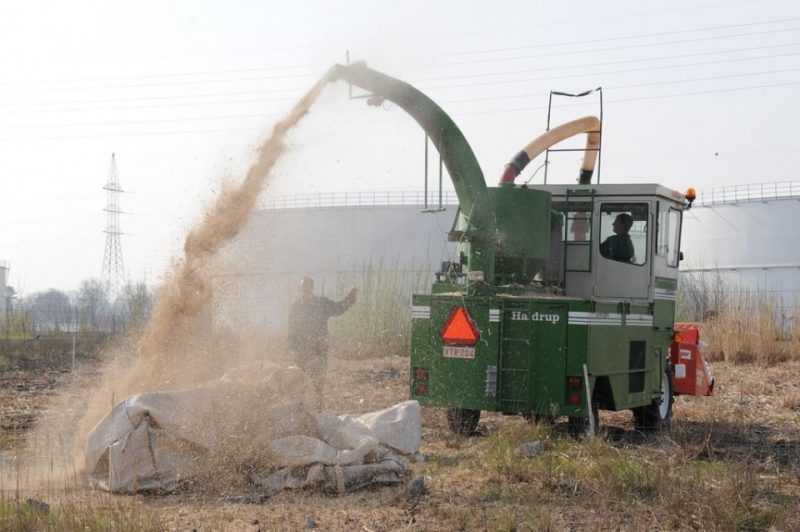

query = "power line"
[[417, 47, 800, 91], [3, 111, 280, 130], [386, 0, 761, 43], [7, 42, 798, 115], [3, 45, 799, 120], [406, 27, 800, 70], [15, 40, 344, 68], [0, 192, 102, 207], [2, 57, 799, 140], [606, 67, 800, 91], [394, 15, 800, 61], [436, 66, 800, 105], [1, 78, 797, 142], [606, 80, 800, 104], [0, 64, 320, 87], [7, 94, 297, 115], [8, 37, 789, 110], [0, 214, 98, 224], [3, 234, 100, 245], [3, 26, 798, 96], [3, 65, 798, 131], [455, 80, 800, 117], [0, 71, 320, 96], [0, 86, 312, 109], [4, 15, 791, 89], [9, 0, 755, 71], [0, 126, 256, 142], [412, 42, 800, 83]]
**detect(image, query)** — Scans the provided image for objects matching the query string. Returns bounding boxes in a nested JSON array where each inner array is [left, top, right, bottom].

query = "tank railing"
[[697, 180, 800, 206], [261, 180, 800, 210], [262, 190, 459, 210]]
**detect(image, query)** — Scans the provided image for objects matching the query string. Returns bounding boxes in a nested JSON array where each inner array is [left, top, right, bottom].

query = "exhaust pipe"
[[499, 116, 601, 185]]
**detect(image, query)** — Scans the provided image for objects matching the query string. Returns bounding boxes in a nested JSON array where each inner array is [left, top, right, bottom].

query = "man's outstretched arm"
[[326, 286, 358, 316]]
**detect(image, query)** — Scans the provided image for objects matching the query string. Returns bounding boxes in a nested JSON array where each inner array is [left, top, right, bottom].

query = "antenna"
[[101, 153, 125, 296]]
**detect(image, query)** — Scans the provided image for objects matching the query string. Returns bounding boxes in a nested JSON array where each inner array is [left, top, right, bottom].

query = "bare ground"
[[0, 364, 67, 449], [1, 355, 799, 531]]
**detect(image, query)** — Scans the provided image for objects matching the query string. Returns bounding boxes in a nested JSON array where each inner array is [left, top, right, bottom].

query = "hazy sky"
[[1, 0, 797, 294]]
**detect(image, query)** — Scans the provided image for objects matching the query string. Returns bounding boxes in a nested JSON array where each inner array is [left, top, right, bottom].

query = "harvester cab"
[[329, 62, 713, 437]]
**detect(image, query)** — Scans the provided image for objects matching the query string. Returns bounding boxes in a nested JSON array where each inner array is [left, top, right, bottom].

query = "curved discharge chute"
[[327, 61, 498, 283], [499, 116, 601, 185]]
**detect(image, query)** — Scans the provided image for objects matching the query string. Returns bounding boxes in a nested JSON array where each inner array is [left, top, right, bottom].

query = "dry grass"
[[3, 278, 793, 529], [780, 391, 800, 411], [3, 356, 798, 531], [700, 297, 796, 364], [0, 494, 162, 531], [679, 275, 800, 364], [328, 259, 429, 360]]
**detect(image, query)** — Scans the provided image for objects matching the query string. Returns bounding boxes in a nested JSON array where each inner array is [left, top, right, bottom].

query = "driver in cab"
[[600, 213, 635, 263]]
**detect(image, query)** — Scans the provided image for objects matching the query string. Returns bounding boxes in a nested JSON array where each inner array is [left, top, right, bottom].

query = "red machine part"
[[670, 323, 714, 396]]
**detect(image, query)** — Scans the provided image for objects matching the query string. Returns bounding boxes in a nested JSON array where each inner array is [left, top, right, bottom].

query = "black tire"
[[632, 370, 673, 431], [568, 402, 599, 437], [522, 412, 556, 425], [446, 408, 480, 435]]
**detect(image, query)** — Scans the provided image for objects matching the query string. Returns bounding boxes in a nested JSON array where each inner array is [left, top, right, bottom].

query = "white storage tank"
[[680, 181, 800, 320], [218, 183, 800, 331], [214, 192, 458, 330]]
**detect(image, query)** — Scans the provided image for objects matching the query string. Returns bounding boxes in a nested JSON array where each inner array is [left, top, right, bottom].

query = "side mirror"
[[679, 251, 684, 261]]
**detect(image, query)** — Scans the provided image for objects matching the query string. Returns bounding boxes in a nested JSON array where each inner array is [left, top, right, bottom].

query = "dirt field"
[[1, 355, 799, 531], [0, 363, 68, 451]]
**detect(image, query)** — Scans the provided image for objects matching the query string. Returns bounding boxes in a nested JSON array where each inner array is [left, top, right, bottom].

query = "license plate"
[[443, 346, 476, 359]]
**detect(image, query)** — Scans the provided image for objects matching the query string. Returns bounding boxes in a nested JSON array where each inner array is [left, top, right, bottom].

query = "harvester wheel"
[[523, 412, 556, 425], [632, 370, 673, 431], [568, 402, 599, 437], [446, 408, 480, 435]]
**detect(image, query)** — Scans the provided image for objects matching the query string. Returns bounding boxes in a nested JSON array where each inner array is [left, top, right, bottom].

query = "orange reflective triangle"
[[440, 306, 480, 345]]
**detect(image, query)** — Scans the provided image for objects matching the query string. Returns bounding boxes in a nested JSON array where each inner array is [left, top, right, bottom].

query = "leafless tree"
[[77, 278, 110, 331], [678, 269, 729, 322], [115, 282, 154, 331], [26, 289, 74, 332]]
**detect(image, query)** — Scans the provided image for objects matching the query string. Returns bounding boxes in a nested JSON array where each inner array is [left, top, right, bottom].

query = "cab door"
[[593, 200, 652, 299]]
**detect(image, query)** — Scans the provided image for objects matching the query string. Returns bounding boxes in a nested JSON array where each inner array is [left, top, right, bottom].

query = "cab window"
[[666, 208, 681, 267], [599, 203, 648, 266], [562, 205, 592, 242], [551, 201, 593, 273], [657, 206, 682, 267]]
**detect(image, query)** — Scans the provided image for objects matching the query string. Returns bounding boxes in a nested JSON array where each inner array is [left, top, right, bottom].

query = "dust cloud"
[[69, 75, 330, 473]]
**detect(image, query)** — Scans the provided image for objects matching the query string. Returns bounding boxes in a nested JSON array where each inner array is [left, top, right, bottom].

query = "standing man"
[[288, 276, 358, 410]]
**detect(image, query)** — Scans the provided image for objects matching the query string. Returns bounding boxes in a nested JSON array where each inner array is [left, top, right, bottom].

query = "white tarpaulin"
[[85, 361, 421, 494]]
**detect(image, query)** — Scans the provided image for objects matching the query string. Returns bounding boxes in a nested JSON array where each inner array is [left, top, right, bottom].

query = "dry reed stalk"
[[689, 288, 797, 364]]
